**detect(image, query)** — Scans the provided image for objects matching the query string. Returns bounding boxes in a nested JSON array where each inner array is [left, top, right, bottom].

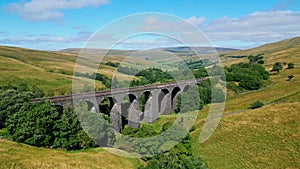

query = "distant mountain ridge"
[[60, 46, 237, 54], [160, 46, 237, 54]]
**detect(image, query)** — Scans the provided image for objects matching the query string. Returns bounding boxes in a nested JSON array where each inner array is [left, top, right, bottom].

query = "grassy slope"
[[0, 46, 140, 95], [220, 36, 300, 69], [190, 37, 300, 168], [0, 139, 140, 169], [192, 102, 299, 169]]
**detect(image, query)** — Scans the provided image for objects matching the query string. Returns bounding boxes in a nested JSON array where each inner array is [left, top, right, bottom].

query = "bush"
[[239, 75, 262, 90], [5, 100, 97, 150], [287, 63, 295, 69], [53, 105, 85, 150], [272, 62, 283, 73], [225, 62, 269, 91], [250, 101, 264, 109], [248, 54, 264, 64], [6, 101, 60, 147], [0, 90, 33, 128], [105, 62, 119, 67], [287, 75, 294, 81], [121, 126, 140, 137]]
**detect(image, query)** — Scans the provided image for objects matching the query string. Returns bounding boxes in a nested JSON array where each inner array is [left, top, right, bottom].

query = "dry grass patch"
[[191, 103, 299, 169], [0, 139, 140, 169]]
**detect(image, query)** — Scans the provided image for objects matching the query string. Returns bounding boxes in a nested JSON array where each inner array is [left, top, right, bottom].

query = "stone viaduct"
[[32, 78, 206, 132]]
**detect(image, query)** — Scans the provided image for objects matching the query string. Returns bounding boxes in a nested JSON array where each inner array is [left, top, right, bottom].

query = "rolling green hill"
[[0, 46, 140, 95], [220, 36, 300, 69]]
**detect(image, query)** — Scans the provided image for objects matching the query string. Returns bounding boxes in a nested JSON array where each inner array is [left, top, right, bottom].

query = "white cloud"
[[186, 16, 206, 26], [0, 31, 112, 46], [135, 10, 300, 48], [202, 10, 300, 42], [4, 0, 110, 22]]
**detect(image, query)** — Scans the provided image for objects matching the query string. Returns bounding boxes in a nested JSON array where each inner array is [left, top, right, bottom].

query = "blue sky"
[[0, 0, 300, 50]]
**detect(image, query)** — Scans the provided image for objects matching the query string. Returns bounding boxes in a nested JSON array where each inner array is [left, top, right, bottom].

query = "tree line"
[[121, 122, 207, 169], [225, 54, 270, 91], [0, 86, 112, 150]]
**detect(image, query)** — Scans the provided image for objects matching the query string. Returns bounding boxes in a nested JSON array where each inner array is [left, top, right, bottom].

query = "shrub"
[[225, 62, 269, 91], [272, 62, 283, 73], [287, 75, 294, 81], [287, 63, 295, 69], [239, 75, 262, 90], [0, 90, 33, 128], [248, 54, 264, 64], [6, 101, 60, 147], [121, 126, 139, 137], [250, 101, 264, 109]]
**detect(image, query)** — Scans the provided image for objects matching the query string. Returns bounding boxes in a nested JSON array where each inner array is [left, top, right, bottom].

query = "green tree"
[[250, 101, 264, 109], [272, 62, 283, 73], [248, 54, 264, 64], [0, 90, 33, 128], [287, 74, 294, 81], [182, 156, 208, 169], [239, 75, 262, 90], [53, 105, 82, 150], [76, 130, 97, 149], [287, 63, 295, 69], [225, 62, 269, 91], [77, 104, 116, 147], [6, 101, 60, 147]]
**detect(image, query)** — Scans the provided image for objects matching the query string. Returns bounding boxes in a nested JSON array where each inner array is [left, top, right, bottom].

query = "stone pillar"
[[96, 96, 104, 113], [172, 92, 181, 111], [143, 89, 160, 123], [110, 95, 122, 133], [128, 95, 140, 128], [160, 93, 172, 115]]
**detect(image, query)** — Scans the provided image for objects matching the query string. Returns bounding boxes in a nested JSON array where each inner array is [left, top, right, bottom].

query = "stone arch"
[[121, 94, 135, 129], [158, 88, 171, 115], [171, 86, 181, 111], [108, 94, 123, 132], [140, 90, 152, 121], [143, 89, 160, 123], [99, 97, 115, 116], [125, 93, 140, 128]]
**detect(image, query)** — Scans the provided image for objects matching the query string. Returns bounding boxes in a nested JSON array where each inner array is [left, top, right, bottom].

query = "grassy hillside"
[[191, 55, 300, 168], [0, 46, 140, 95], [192, 102, 299, 169], [0, 139, 140, 169], [220, 36, 300, 69]]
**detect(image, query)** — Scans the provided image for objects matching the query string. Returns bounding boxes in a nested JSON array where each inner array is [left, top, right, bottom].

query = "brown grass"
[[0, 139, 140, 169]]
